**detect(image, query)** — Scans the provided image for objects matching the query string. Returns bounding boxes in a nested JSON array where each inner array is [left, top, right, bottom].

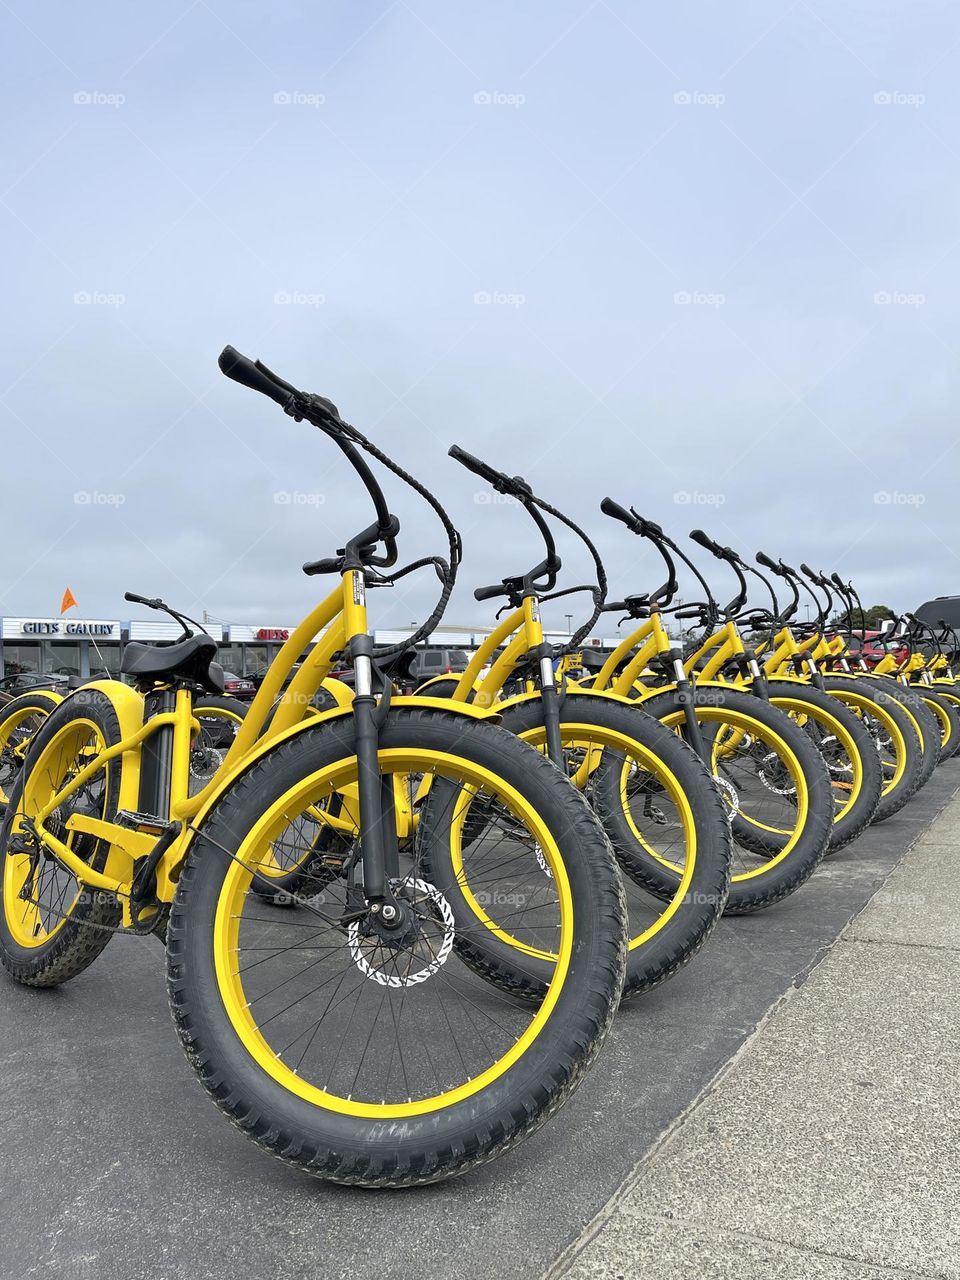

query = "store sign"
[[2, 617, 121, 640], [226, 624, 293, 643]]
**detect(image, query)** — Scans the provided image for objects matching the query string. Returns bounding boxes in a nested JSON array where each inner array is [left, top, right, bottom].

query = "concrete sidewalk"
[[551, 795, 960, 1279]]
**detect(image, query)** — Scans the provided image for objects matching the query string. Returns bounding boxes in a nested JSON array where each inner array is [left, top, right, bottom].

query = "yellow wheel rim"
[[3, 718, 107, 948], [506, 722, 698, 953], [825, 689, 907, 797], [213, 746, 573, 1118], [653, 708, 808, 882], [769, 696, 864, 824]]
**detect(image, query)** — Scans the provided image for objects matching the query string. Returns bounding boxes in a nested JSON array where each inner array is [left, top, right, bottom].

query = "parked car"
[[411, 647, 470, 682], [249, 662, 303, 691], [220, 670, 256, 700], [0, 671, 70, 705], [915, 595, 960, 630], [842, 630, 909, 669]]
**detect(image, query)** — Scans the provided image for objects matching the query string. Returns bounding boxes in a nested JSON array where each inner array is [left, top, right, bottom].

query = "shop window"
[[90, 646, 122, 677], [3, 643, 41, 675], [243, 644, 270, 677], [46, 642, 81, 677], [217, 644, 242, 677]]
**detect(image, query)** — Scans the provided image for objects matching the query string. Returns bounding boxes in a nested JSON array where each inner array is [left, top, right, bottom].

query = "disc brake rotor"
[[348, 876, 455, 988], [757, 750, 797, 796], [714, 775, 740, 817]]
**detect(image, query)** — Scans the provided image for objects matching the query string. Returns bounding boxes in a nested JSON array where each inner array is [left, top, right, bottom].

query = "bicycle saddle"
[[121, 634, 224, 693], [578, 649, 609, 671], [373, 646, 418, 681]]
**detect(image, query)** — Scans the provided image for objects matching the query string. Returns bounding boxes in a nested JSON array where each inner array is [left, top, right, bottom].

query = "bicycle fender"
[[62, 679, 146, 813]]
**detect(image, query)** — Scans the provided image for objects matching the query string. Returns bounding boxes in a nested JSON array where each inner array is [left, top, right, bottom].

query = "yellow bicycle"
[[417, 449, 732, 1000], [0, 346, 627, 1187]]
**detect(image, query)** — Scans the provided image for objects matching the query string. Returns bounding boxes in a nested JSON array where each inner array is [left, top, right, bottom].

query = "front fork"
[[535, 646, 564, 766], [670, 653, 708, 760], [350, 640, 400, 915]]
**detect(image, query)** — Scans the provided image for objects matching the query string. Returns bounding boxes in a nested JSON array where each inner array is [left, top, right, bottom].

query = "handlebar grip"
[[689, 528, 717, 553], [756, 551, 779, 571], [600, 600, 628, 612], [219, 345, 296, 408], [675, 606, 703, 619], [302, 557, 344, 576], [830, 572, 846, 589], [800, 562, 818, 581], [124, 590, 160, 607], [448, 445, 505, 487], [599, 497, 637, 529], [474, 582, 508, 602]]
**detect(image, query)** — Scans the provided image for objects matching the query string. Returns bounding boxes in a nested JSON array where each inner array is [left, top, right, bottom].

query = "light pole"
[[565, 613, 573, 635]]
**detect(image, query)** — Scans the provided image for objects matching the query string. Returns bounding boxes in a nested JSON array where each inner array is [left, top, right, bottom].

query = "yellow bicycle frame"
[[22, 570, 492, 927]]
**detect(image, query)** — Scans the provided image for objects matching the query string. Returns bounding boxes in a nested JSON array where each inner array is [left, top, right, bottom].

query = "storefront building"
[[221, 625, 293, 678], [0, 616, 623, 682], [1, 617, 124, 678]]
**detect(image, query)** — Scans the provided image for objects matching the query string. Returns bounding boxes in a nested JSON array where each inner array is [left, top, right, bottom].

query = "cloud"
[[2, 2, 958, 628]]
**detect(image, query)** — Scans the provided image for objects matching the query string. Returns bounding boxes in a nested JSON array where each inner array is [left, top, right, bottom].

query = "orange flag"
[[60, 588, 78, 615]]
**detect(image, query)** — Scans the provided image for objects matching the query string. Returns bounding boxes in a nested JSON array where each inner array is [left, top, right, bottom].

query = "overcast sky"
[[3, 1, 959, 635]]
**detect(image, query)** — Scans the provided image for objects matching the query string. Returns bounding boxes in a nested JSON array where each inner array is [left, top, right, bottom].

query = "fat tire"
[[764, 681, 883, 853], [637, 686, 833, 914], [486, 695, 731, 1000], [820, 676, 925, 823], [0, 691, 122, 987]]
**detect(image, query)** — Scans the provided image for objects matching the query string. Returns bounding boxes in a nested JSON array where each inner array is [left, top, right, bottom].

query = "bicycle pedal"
[[115, 809, 176, 836]]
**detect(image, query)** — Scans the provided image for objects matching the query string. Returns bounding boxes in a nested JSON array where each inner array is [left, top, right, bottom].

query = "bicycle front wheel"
[[0, 690, 63, 805], [167, 706, 627, 1187], [484, 694, 732, 1000], [637, 686, 833, 913], [764, 680, 883, 853]]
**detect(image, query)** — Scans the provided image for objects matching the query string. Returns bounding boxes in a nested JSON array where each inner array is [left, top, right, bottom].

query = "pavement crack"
[[734, 1228, 948, 1279], [841, 935, 960, 956]]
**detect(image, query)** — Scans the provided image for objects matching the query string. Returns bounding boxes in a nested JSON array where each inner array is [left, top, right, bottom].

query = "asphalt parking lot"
[[3, 761, 957, 1280]]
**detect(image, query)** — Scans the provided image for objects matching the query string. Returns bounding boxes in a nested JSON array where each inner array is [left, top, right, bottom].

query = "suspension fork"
[[350, 635, 393, 906], [741, 649, 770, 700], [670, 650, 708, 760], [535, 642, 564, 766]]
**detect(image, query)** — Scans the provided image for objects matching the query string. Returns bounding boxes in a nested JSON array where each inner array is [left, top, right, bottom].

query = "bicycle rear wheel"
[[0, 691, 122, 986], [0, 690, 63, 805]]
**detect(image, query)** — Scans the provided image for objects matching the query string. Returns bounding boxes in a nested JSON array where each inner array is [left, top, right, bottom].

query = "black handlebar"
[[599, 496, 637, 529], [689, 528, 715, 553], [690, 529, 739, 564], [474, 582, 510, 602], [599, 498, 677, 607], [218, 344, 462, 659], [122, 591, 208, 639], [448, 446, 532, 498], [218, 345, 299, 410], [459, 452, 609, 649]]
